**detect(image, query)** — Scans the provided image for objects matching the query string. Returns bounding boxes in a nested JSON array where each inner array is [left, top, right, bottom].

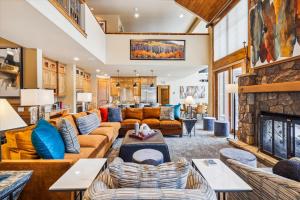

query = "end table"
[[182, 118, 197, 137]]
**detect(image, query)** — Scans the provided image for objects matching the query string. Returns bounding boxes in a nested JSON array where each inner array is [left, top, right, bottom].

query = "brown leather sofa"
[[0, 109, 120, 200], [119, 107, 183, 137]]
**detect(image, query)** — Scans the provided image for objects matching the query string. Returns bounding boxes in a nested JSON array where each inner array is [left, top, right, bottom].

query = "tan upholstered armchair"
[[84, 166, 217, 200]]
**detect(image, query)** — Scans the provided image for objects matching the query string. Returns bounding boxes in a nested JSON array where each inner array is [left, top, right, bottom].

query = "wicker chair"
[[84, 166, 217, 200], [226, 159, 300, 200]]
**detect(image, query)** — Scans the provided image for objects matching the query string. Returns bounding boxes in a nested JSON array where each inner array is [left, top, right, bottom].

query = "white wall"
[[157, 72, 208, 105], [106, 34, 209, 67]]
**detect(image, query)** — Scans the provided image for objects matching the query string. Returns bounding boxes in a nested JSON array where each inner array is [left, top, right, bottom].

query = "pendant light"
[[133, 70, 138, 88], [150, 69, 155, 88], [116, 69, 120, 88]]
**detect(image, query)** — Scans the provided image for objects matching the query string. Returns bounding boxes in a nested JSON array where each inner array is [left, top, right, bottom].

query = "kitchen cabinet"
[[43, 58, 57, 94], [98, 79, 110, 105], [57, 63, 66, 97]]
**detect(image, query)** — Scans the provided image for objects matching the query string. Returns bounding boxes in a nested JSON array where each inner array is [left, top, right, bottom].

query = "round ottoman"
[[203, 117, 216, 131], [214, 120, 229, 137], [132, 149, 164, 166], [220, 148, 257, 167]]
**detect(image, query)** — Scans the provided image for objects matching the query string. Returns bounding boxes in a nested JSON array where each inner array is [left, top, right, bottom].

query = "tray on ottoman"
[[119, 129, 171, 163]]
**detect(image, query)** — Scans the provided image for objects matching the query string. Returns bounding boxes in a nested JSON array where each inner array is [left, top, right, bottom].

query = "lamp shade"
[[0, 99, 27, 131], [77, 93, 92, 102], [226, 84, 238, 94], [21, 89, 54, 106], [184, 96, 195, 105]]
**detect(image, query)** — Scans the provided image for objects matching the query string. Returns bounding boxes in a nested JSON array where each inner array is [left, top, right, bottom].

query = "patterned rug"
[[106, 124, 232, 164]]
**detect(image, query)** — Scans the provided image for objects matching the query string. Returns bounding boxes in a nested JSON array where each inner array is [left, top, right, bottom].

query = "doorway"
[[157, 85, 170, 105]]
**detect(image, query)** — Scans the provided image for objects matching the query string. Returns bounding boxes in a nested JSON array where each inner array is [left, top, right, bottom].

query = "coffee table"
[[49, 158, 107, 200], [192, 159, 252, 200], [119, 129, 171, 162]]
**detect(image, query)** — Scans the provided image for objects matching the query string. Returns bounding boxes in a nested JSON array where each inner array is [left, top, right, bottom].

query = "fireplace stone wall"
[[238, 60, 300, 145]]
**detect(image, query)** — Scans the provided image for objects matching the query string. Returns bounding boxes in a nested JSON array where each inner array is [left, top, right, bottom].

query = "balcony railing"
[[49, 0, 86, 36]]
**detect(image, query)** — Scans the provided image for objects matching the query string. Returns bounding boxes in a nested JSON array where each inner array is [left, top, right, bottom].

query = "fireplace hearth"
[[260, 112, 300, 159]]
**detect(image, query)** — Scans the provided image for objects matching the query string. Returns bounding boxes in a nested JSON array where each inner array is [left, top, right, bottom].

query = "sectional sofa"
[[0, 109, 120, 200]]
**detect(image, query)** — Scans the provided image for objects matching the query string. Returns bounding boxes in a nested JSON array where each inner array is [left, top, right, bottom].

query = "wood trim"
[[186, 18, 201, 33], [239, 81, 300, 93], [48, 0, 87, 37], [252, 55, 300, 70], [106, 32, 208, 35], [213, 48, 246, 71]]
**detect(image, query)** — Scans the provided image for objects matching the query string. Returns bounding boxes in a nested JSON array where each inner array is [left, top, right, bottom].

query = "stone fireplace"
[[238, 59, 300, 157]]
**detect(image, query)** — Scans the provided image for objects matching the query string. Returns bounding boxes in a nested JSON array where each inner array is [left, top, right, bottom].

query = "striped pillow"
[[76, 113, 100, 135], [108, 157, 190, 189], [58, 119, 80, 153]]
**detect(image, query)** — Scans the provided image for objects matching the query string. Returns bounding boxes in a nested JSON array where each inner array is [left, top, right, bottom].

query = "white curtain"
[[214, 0, 248, 61]]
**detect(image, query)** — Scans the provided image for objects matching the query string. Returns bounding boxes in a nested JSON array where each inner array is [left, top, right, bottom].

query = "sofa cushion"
[[121, 119, 141, 129], [73, 112, 87, 121], [64, 147, 95, 162], [108, 107, 122, 122], [160, 120, 181, 130], [165, 104, 181, 119], [90, 127, 116, 142], [125, 108, 143, 120], [76, 113, 100, 135], [87, 109, 102, 122], [100, 107, 109, 122], [77, 135, 107, 149], [141, 119, 160, 129], [63, 115, 80, 135], [101, 122, 121, 135], [108, 157, 190, 189], [9, 149, 40, 160], [32, 119, 65, 159], [58, 119, 80, 153], [160, 106, 175, 120], [143, 107, 160, 119], [273, 159, 300, 181]]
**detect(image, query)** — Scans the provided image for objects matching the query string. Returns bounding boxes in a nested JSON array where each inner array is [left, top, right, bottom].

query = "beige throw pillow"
[[160, 106, 175, 120]]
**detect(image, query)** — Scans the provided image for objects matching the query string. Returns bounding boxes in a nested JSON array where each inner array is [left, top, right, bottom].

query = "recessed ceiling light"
[[179, 14, 184, 18], [134, 13, 140, 18], [90, 7, 94, 11], [73, 57, 79, 61], [96, 69, 101, 73]]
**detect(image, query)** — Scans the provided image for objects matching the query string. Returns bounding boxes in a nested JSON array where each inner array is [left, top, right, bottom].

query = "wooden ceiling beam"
[[186, 17, 201, 33]]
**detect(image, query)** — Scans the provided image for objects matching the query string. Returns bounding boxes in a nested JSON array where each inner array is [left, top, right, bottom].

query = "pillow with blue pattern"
[[59, 119, 80, 153], [108, 107, 122, 122], [76, 113, 100, 135]]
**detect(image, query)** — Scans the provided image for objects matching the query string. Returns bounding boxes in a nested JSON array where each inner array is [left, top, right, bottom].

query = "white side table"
[[49, 158, 107, 200], [192, 159, 252, 200]]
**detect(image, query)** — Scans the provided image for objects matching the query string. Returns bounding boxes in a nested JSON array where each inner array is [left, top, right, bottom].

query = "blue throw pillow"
[[32, 119, 65, 159], [108, 107, 122, 122], [165, 104, 181, 119], [59, 119, 80, 153], [76, 113, 100, 135]]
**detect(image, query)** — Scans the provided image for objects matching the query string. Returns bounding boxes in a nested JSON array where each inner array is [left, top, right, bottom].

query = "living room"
[[0, 0, 299, 200]]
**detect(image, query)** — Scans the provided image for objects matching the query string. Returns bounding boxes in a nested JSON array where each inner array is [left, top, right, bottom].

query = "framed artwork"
[[130, 39, 185, 60], [0, 47, 23, 97], [180, 86, 206, 99], [98, 20, 106, 33], [250, 0, 300, 67]]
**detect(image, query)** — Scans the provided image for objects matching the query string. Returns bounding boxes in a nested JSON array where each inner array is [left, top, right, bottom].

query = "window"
[[214, 0, 248, 61], [217, 71, 229, 121]]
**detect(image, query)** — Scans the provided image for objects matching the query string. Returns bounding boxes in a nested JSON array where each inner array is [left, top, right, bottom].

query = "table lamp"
[[184, 96, 195, 119], [226, 83, 238, 139], [0, 99, 27, 161], [77, 93, 92, 112], [21, 89, 55, 119]]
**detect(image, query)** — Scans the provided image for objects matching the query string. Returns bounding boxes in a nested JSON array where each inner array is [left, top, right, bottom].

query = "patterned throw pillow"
[[59, 119, 80, 153], [76, 113, 100, 135], [108, 107, 122, 122], [108, 157, 190, 189], [160, 106, 175, 120]]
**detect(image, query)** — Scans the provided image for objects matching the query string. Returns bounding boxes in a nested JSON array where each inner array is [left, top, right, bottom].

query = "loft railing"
[[49, 0, 86, 36]]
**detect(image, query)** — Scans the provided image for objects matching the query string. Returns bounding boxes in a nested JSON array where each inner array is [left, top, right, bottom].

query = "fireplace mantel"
[[239, 81, 300, 93]]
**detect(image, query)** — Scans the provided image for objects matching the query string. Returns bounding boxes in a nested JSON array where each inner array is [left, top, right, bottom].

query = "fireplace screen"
[[260, 112, 300, 159]]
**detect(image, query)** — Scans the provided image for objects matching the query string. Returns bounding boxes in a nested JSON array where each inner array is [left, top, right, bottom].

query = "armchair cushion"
[[108, 157, 189, 189]]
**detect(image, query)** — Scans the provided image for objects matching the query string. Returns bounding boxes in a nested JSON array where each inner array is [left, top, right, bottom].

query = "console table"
[[49, 158, 107, 200]]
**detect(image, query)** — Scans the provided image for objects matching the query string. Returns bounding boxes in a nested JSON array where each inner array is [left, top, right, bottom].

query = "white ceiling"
[[86, 0, 196, 33]]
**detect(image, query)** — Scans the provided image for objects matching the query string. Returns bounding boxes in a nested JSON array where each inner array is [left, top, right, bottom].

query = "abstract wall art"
[[130, 40, 185, 60], [180, 86, 206, 99], [250, 0, 300, 67]]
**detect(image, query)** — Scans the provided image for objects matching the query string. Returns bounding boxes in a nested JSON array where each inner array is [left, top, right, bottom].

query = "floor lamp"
[[226, 84, 238, 139], [0, 99, 27, 161]]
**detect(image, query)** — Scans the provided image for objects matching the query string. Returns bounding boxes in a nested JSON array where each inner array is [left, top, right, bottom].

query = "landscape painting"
[[0, 48, 23, 97], [130, 39, 185, 60], [180, 86, 206, 99], [250, 0, 300, 67]]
